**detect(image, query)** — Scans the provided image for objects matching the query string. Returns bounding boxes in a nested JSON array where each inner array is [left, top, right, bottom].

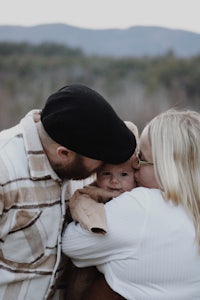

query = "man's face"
[[53, 153, 103, 180]]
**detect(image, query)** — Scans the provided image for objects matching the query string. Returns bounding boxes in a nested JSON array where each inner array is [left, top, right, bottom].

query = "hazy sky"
[[1, 0, 200, 34]]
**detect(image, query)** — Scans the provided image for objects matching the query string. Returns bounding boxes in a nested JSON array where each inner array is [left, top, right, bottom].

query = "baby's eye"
[[102, 172, 111, 176], [120, 172, 128, 177]]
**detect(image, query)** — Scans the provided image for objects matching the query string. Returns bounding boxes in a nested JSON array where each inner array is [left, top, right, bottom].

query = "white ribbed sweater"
[[62, 187, 200, 300]]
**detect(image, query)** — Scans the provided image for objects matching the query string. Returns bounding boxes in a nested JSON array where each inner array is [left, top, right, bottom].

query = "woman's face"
[[133, 125, 159, 189]]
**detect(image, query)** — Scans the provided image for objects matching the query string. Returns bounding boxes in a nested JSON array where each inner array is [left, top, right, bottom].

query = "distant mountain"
[[0, 23, 200, 57]]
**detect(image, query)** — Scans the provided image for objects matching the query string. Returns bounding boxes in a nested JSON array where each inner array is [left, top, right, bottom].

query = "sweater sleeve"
[[62, 187, 150, 267]]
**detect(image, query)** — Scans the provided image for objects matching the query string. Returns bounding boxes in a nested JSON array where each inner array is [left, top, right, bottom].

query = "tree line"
[[0, 42, 199, 131]]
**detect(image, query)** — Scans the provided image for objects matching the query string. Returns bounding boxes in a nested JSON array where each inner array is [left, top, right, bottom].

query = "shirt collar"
[[20, 110, 61, 182]]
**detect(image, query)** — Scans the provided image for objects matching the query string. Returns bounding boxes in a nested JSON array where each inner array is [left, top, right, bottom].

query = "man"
[[0, 83, 136, 299]]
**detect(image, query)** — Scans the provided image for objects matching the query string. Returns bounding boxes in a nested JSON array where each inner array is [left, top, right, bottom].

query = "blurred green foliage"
[[0, 42, 199, 131]]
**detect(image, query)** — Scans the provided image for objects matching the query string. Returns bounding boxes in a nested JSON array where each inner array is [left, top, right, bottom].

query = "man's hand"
[[69, 190, 107, 234], [77, 185, 119, 203]]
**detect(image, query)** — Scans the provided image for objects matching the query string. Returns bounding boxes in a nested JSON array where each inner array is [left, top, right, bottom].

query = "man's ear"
[[56, 146, 75, 161]]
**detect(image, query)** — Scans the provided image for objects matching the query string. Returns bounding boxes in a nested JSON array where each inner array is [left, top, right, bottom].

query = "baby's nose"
[[110, 176, 120, 184]]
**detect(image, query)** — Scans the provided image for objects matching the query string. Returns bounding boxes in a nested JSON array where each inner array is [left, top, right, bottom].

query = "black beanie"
[[41, 84, 136, 164]]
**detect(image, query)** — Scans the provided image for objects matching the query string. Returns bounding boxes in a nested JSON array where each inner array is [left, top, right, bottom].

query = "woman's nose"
[[132, 155, 140, 170]]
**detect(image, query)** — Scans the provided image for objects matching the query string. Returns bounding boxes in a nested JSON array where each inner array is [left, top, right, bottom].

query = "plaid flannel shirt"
[[0, 110, 92, 300]]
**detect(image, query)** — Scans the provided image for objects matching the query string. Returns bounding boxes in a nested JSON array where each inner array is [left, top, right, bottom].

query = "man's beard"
[[53, 154, 96, 180]]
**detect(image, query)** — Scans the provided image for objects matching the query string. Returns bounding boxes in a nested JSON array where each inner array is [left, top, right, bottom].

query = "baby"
[[97, 158, 136, 194]]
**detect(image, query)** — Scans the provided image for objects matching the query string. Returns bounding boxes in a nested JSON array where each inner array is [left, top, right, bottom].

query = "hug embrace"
[[0, 83, 200, 299]]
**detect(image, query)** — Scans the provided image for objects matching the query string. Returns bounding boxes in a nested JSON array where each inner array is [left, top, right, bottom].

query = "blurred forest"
[[0, 42, 199, 133]]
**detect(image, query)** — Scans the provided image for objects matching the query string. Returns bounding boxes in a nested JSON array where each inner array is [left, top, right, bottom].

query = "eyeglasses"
[[136, 152, 154, 166]]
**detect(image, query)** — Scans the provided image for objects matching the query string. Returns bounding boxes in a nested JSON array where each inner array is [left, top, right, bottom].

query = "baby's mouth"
[[107, 188, 122, 195]]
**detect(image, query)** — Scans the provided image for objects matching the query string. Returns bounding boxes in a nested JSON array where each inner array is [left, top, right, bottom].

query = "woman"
[[62, 109, 200, 300]]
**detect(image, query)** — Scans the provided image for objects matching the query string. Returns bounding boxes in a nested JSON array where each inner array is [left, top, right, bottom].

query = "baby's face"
[[96, 159, 136, 196]]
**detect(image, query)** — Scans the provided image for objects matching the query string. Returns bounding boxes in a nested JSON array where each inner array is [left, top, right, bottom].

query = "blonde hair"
[[148, 109, 200, 248]]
